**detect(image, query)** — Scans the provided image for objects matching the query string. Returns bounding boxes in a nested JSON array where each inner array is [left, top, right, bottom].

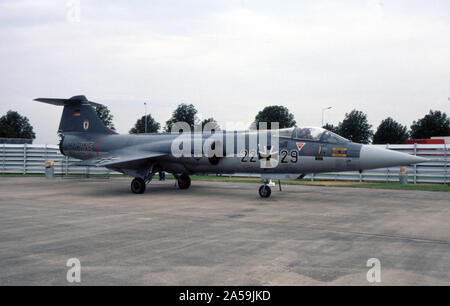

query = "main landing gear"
[[131, 173, 191, 194], [129, 165, 156, 194], [176, 174, 191, 190], [131, 177, 146, 194]]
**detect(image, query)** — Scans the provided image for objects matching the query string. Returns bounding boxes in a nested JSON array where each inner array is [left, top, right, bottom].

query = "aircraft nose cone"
[[359, 145, 428, 170]]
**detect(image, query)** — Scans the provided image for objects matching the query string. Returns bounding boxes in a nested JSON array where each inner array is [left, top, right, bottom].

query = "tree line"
[[126, 104, 450, 144], [321, 109, 450, 144], [129, 103, 220, 134], [1, 103, 449, 144]]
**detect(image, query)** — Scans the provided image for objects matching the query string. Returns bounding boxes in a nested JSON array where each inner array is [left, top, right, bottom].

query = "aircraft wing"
[[74, 151, 166, 167]]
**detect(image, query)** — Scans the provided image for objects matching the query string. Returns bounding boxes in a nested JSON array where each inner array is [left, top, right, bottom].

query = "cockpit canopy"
[[278, 127, 349, 144]]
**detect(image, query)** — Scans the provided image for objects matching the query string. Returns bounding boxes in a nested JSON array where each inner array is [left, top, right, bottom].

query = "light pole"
[[144, 102, 147, 134], [321, 106, 332, 127]]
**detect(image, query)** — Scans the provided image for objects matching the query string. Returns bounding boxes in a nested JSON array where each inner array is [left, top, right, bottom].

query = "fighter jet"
[[36, 95, 427, 198]]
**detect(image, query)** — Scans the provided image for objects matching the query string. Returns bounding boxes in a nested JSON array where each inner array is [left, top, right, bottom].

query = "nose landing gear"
[[258, 184, 271, 198]]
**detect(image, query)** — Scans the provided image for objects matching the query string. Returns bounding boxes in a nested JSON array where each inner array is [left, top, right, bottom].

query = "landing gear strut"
[[128, 164, 156, 194], [131, 178, 146, 194], [177, 174, 191, 190], [258, 184, 271, 198]]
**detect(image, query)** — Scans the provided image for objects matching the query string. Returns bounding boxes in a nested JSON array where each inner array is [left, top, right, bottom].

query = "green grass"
[[185, 175, 450, 191], [1, 173, 448, 191], [0, 173, 44, 177], [188, 175, 450, 191], [0, 173, 122, 178], [342, 182, 450, 192]]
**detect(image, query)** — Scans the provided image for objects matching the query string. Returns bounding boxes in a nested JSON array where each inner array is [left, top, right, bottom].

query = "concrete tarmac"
[[0, 177, 449, 285]]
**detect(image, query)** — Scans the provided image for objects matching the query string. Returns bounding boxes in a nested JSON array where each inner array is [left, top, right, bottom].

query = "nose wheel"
[[258, 184, 271, 198]]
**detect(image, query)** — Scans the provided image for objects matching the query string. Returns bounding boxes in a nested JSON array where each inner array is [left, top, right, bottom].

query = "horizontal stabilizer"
[[34, 95, 103, 107]]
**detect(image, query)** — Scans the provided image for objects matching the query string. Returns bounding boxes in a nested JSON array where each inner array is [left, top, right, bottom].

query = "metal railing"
[[0, 143, 448, 184], [306, 143, 449, 184], [0, 144, 116, 176]]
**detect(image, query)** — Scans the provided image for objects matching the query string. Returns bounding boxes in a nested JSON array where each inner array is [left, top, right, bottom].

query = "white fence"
[[0, 144, 116, 176], [308, 143, 449, 184], [0, 143, 448, 184]]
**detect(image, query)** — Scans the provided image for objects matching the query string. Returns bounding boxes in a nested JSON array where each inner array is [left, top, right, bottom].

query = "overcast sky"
[[0, 0, 449, 144]]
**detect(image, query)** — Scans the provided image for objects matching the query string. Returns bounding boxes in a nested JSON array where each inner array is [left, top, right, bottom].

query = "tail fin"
[[35, 95, 115, 134]]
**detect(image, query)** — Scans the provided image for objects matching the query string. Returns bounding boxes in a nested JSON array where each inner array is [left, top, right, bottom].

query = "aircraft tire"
[[259, 185, 271, 198], [131, 178, 146, 194], [178, 174, 191, 189]]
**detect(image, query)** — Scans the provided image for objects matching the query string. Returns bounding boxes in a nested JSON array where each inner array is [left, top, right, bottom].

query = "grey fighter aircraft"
[[36, 95, 427, 198]]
